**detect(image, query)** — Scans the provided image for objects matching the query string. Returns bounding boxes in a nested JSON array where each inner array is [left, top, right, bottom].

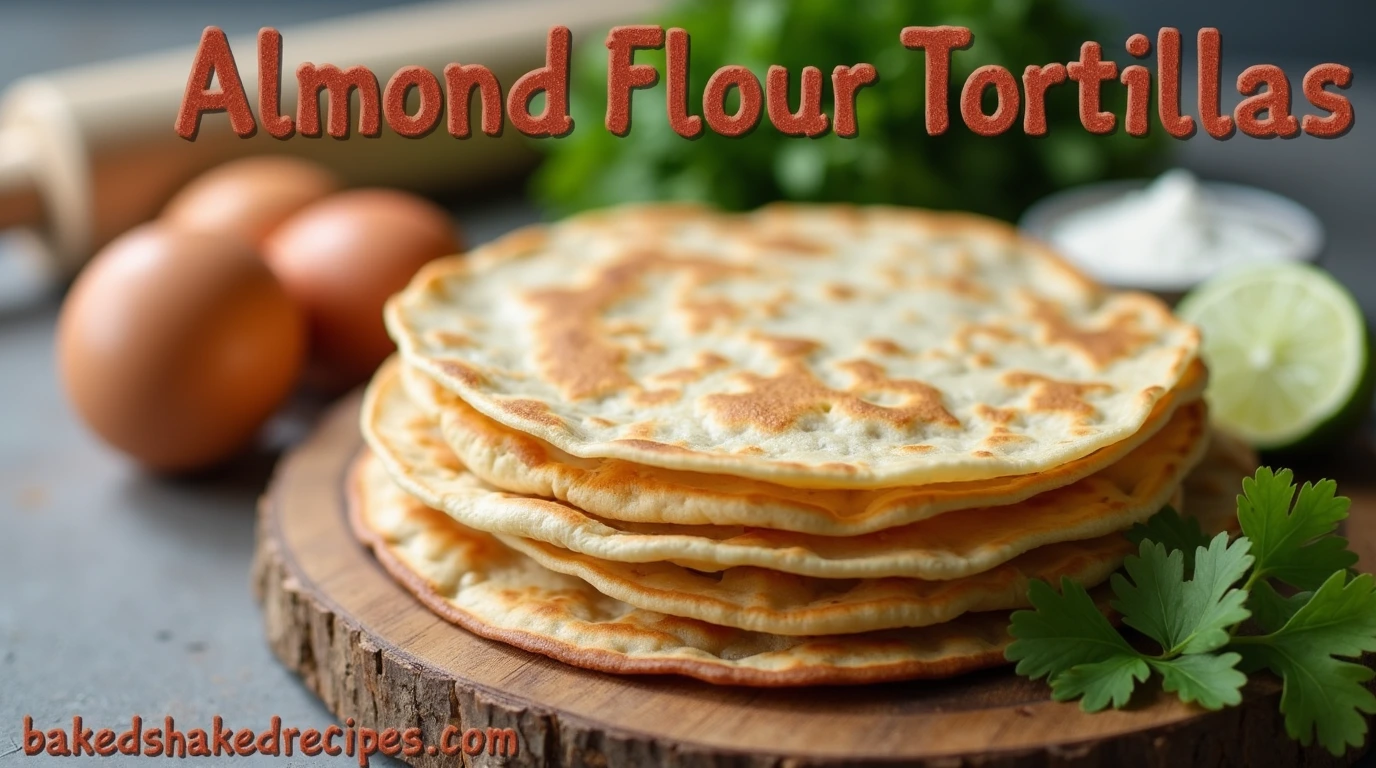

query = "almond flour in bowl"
[[1020, 170, 1323, 297]]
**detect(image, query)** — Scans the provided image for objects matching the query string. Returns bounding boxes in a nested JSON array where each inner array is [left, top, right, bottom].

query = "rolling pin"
[[0, 0, 660, 277]]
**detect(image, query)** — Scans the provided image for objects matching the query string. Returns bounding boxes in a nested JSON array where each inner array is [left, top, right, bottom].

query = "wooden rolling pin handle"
[[0, 133, 43, 231], [0, 0, 662, 276]]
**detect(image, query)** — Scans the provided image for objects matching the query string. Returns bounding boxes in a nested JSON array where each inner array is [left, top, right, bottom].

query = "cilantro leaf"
[[1126, 506, 1211, 570], [1238, 468, 1357, 590], [1149, 653, 1247, 710], [1110, 534, 1252, 655], [1010, 464, 1373, 755], [1051, 656, 1150, 712], [1006, 578, 1137, 681], [1107, 541, 1183, 651], [1247, 581, 1313, 634], [1233, 572, 1376, 755], [1177, 533, 1255, 654]]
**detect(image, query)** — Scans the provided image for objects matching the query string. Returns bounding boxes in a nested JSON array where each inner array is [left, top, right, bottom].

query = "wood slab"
[[253, 393, 1376, 767]]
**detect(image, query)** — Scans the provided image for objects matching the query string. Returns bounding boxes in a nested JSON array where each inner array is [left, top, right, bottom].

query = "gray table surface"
[[0, 203, 538, 767], [2, 5, 1376, 766]]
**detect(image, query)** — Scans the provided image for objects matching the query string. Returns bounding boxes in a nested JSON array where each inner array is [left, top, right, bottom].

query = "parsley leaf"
[[1006, 578, 1136, 682], [1110, 533, 1253, 655], [1009, 470, 1375, 756], [1149, 653, 1247, 710], [1177, 534, 1255, 653], [1051, 656, 1150, 712], [1009, 535, 1253, 713], [1247, 581, 1313, 634], [1106, 540, 1183, 652], [1238, 468, 1357, 590], [1232, 572, 1376, 754], [1125, 506, 1211, 570]]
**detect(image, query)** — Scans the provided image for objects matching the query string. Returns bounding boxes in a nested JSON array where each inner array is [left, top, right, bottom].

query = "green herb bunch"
[[1007, 468, 1376, 756], [534, 0, 1166, 220]]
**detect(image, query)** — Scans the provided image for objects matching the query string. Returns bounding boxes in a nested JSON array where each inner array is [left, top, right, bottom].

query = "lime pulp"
[[1176, 262, 1372, 451]]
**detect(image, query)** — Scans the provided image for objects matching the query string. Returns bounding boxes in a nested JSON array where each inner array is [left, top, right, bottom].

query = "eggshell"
[[264, 188, 461, 388], [57, 224, 305, 471], [162, 156, 341, 246]]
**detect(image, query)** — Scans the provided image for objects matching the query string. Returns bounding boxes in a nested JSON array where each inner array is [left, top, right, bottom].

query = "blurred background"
[[0, 0, 1367, 302], [0, 2, 1370, 765], [1, 0, 1369, 86]]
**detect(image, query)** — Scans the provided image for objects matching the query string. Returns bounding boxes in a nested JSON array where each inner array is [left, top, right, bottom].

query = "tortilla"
[[386, 204, 1199, 488], [494, 477, 1225, 635], [401, 358, 1207, 534], [364, 359, 1211, 580], [347, 435, 1253, 685]]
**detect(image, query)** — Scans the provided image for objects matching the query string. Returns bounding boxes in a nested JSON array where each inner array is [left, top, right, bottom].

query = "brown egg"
[[57, 224, 305, 472], [264, 188, 461, 389], [162, 156, 341, 246]]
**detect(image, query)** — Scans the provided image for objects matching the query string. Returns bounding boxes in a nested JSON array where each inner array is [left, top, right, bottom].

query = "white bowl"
[[1019, 177, 1324, 296]]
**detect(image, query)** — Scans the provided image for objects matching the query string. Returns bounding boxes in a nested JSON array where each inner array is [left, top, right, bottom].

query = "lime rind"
[[1176, 262, 1370, 451]]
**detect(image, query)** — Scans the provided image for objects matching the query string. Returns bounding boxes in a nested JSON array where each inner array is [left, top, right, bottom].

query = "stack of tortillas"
[[353, 204, 1252, 686]]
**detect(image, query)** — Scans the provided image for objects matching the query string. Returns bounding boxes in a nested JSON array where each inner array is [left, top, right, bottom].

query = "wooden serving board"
[[253, 393, 1376, 767]]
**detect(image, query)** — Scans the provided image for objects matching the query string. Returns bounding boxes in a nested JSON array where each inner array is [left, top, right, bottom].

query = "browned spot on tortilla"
[[651, 352, 731, 385], [897, 443, 936, 454], [1004, 371, 1113, 420], [435, 359, 488, 388], [636, 339, 667, 354], [864, 338, 906, 356], [971, 352, 995, 368], [733, 445, 767, 456], [701, 360, 957, 434], [760, 289, 795, 319], [976, 404, 1018, 425], [984, 428, 1032, 447], [701, 352, 731, 369], [584, 417, 615, 429], [881, 265, 909, 286], [974, 450, 995, 458], [522, 250, 752, 400], [604, 319, 645, 336], [496, 227, 549, 256], [423, 330, 472, 348], [950, 247, 977, 272], [610, 438, 694, 455], [404, 417, 448, 455], [816, 461, 862, 475], [754, 334, 821, 360], [824, 283, 857, 300], [841, 360, 960, 426], [630, 388, 681, 407], [1032, 299, 1153, 368], [954, 323, 1020, 351], [932, 276, 991, 300], [679, 297, 743, 333], [496, 398, 567, 431], [751, 233, 832, 255], [622, 422, 659, 440]]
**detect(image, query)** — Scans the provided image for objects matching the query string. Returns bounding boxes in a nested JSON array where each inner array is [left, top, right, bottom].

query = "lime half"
[[1176, 262, 1372, 452]]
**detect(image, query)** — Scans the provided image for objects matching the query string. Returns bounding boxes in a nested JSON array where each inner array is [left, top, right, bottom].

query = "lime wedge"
[[1176, 262, 1373, 452]]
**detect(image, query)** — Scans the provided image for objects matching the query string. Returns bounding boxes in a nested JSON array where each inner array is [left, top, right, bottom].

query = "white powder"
[[1049, 170, 1301, 289]]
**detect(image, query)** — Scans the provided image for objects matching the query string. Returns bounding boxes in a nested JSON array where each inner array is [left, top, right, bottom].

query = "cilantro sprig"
[[1006, 468, 1376, 756]]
